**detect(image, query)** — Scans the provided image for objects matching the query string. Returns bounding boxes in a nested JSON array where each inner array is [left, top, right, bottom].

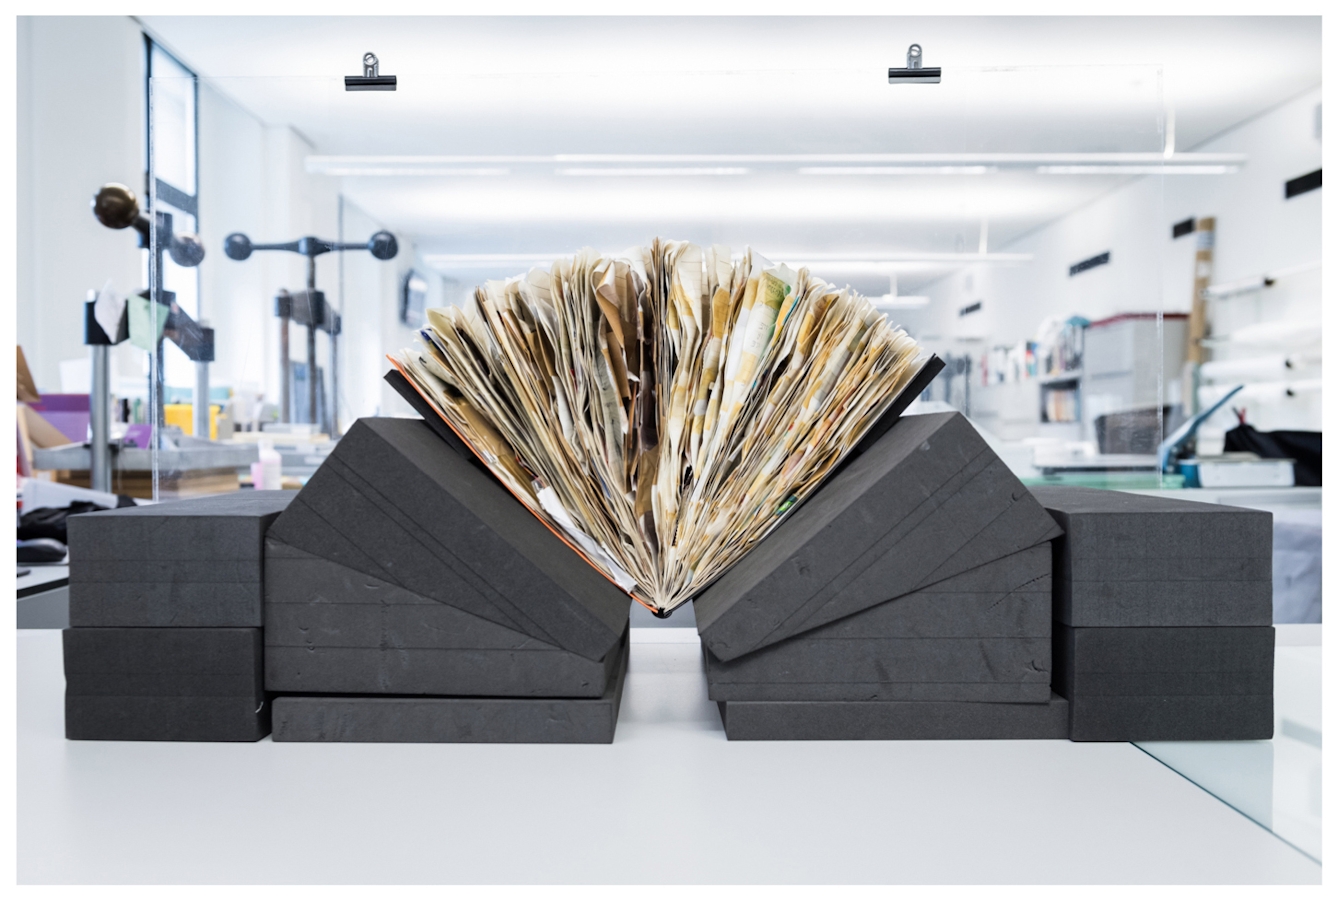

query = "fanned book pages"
[[391, 240, 930, 614]]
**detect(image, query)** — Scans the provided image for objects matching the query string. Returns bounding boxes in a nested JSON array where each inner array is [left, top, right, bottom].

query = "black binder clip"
[[346, 53, 397, 91], [888, 44, 941, 84]]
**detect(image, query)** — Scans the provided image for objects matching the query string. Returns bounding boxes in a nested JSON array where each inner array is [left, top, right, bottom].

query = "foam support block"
[[63, 627, 269, 741], [1029, 485, 1272, 627], [705, 544, 1052, 702], [265, 541, 620, 697], [1054, 624, 1276, 697], [271, 629, 630, 743], [717, 693, 1070, 741], [1054, 624, 1274, 742], [1067, 695, 1274, 742], [694, 412, 1063, 662], [266, 418, 629, 663], [68, 491, 293, 628]]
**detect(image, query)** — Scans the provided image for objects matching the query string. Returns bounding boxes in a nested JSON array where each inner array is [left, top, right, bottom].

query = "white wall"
[[916, 86, 1322, 439], [17, 16, 147, 393]]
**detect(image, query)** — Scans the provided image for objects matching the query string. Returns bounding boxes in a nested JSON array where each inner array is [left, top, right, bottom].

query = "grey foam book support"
[[1054, 624, 1274, 742], [265, 417, 630, 663], [1065, 695, 1273, 742], [271, 628, 630, 743], [64, 627, 269, 741], [694, 412, 1063, 662], [705, 544, 1053, 702], [717, 693, 1070, 741], [68, 491, 294, 627], [1028, 485, 1272, 627], [265, 541, 623, 697]]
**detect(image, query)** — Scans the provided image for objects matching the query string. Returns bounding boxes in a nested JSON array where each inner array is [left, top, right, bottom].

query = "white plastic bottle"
[[251, 439, 283, 491]]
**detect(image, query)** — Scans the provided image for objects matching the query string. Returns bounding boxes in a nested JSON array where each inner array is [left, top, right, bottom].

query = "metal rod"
[[194, 359, 210, 439], [330, 315, 339, 437], [90, 344, 111, 494], [307, 257, 318, 426], [307, 323, 318, 426], [277, 291, 291, 424], [155, 338, 166, 433]]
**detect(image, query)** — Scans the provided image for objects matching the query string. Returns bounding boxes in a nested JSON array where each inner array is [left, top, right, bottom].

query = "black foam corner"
[[693, 412, 1063, 661], [266, 417, 630, 662], [384, 367, 472, 459], [1029, 485, 1273, 627]]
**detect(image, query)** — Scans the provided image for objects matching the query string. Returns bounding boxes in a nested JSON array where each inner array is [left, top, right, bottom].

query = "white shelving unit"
[[1197, 262, 1322, 451]]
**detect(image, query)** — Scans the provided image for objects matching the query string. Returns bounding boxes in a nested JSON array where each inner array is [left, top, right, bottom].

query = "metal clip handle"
[[906, 44, 923, 69]]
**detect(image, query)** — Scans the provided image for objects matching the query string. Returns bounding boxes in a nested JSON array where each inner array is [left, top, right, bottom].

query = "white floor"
[[18, 628, 1320, 884]]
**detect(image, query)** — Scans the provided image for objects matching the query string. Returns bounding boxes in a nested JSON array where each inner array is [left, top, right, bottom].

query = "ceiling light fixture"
[[555, 167, 751, 177], [308, 152, 1246, 175], [1036, 165, 1241, 175], [315, 167, 510, 177], [872, 295, 931, 308], [799, 166, 997, 176], [422, 251, 1032, 272]]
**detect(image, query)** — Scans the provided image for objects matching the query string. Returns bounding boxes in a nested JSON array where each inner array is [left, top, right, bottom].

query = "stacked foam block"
[[1031, 486, 1274, 741], [694, 412, 1072, 740], [262, 417, 632, 743], [64, 492, 294, 741]]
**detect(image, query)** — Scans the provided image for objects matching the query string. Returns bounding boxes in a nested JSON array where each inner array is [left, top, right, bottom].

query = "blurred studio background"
[[15, 16, 1321, 624]]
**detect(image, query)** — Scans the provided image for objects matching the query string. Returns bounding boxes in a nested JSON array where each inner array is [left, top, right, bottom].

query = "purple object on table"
[[123, 424, 154, 449], [29, 394, 90, 444]]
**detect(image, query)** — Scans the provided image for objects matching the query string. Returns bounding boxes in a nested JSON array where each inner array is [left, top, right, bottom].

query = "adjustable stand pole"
[[194, 354, 211, 439], [307, 256, 318, 426], [90, 342, 111, 492], [275, 289, 292, 424], [329, 310, 341, 437]]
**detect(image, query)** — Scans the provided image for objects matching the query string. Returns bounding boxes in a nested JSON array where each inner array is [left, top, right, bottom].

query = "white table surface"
[[18, 628, 1320, 885]]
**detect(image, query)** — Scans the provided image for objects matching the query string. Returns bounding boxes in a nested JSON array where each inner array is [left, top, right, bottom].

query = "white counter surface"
[[18, 629, 1320, 884]]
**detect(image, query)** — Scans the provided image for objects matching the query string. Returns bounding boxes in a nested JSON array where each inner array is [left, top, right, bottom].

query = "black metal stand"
[[225, 230, 396, 435]]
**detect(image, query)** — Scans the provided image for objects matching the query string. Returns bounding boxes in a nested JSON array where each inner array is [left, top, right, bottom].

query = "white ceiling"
[[139, 15, 1321, 290]]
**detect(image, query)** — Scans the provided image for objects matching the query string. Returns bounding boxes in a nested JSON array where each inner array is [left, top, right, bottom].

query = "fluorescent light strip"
[[555, 167, 751, 177], [423, 252, 1031, 269], [316, 167, 511, 177], [1036, 165, 1240, 175], [871, 295, 931, 308], [772, 252, 1031, 263], [309, 152, 1246, 175], [800, 167, 997, 176]]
